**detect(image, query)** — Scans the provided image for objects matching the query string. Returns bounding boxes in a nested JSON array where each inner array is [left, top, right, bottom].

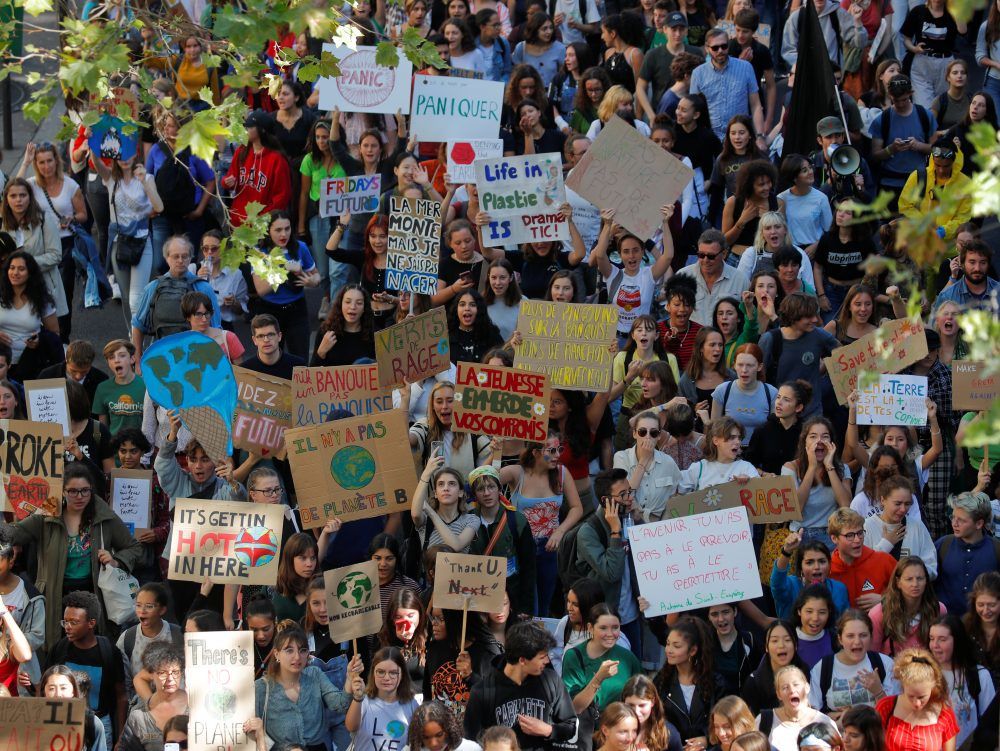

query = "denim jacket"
[[476, 36, 512, 82], [255, 666, 351, 745]]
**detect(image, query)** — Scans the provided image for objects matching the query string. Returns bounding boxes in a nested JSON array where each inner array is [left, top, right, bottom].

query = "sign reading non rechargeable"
[[514, 300, 619, 391], [292, 365, 392, 427], [566, 115, 694, 240], [447, 139, 503, 183], [0, 419, 63, 519], [475, 153, 570, 247], [856, 374, 929, 426], [433, 552, 507, 612], [320, 174, 382, 218], [109, 468, 153, 534], [317, 44, 413, 114], [386, 195, 441, 295], [410, 74, 504, 140], [952, 361, 997, 411], [629, 507, 763, 616], [0, 697, 86, 751], [168, 499, 284, 585], [453, 362, 550, 442], [324, 560, 383, 641], [823, 318, 928, 405], [233, 367, 292, 459], [663, 475, 801, 524], [284, 410, 418, 528], [185, 631, 255, 751], [24, 378, 70, 434], [374, 307, 450, 389]]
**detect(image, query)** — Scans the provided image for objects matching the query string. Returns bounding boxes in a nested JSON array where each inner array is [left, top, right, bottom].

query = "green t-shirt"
[[92, 375, 146, 435], [562, 642, 642, 711], [300, 154, 347, 201], [65, 531, 92, 580]]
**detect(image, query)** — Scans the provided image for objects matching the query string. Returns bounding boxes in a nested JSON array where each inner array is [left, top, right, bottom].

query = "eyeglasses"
[[840, 530, 864, 540], [201, 244, 221, 252], [156, 669, 182, 680], [253, 332, 279, 340], [251, 486, 283, 497], [374, 669, 401, 678], [636, 427, 661, 438], [65, 488, 92, 498], [605, 489, 636, 502], [191, 311, 211, 319], [542, 446, 562, 455], [707, 43, 728, 51], [136, 603, 161, 611], [60, 619, 88, 628], [697, 252, 723, 260]]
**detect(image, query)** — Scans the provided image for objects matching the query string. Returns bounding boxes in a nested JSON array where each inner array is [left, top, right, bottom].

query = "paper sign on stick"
[[629, 507, 762, 616], [386, 195, 442, 295], [856, 374, 928, 426], [433, 552, 507, 612], [374, 307, 450, 389], [952, 361, 997, 411], [24, 378, 70, 434], [513, 300, 619, 391], [319, 174, 381, 218], [475, 153, 569, 247], [453, 362, 550, 441], [233, 367, 292, 459], [168, 499, 284, 585], [0, 419, 63, 519], [109, 468, 152, 534], [284, 410, 418, 528], [292, 365, 392, 427], [447, 139, 503, 183], [410, 74, 504, 140], [317, 44, 413, 114], [822, 318, 928, 405], [566, 115, 693, 240], [663, 475, 801, 524], [325, 560, 383, 642], [185, 631, 255, 751], [0, 697, 86, 750]]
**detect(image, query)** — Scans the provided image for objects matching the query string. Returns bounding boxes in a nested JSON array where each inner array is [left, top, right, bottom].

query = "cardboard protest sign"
[[475, 153, 569, 246], [514, 300, 619, 391], [284, 409, 418, 528], [410, 74, 504, 140], [292, 365, 392, 427], [168, 499, 284, 585], [186, 631, 255, 751], [0, 697, 86, 750], [856, 374, 929, 426], [0, 419, 63, 519], [663, 475, 801, 524], [447, 139, 503, 183], [823, 318, 928, 405], [317, 44, 413, 113], [89, 113, 138, 161], [325, 560, 383, 641], [374, 307, 450, 389], [24, 378, 70, 434], [386, 195, 442, 294], [453, 362, 550, 441], [319, 174, 381, 218], [566, 115, 693, 240], [109, 468, 153, 535], [629, 507, 762, 616], [952, 361, 997, 411], [233, 367, 292, 459], [433, 552, 507, 612]]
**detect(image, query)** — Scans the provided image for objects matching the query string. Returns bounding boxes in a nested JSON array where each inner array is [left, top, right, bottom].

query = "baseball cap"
[[816, 116, 846, 137], [244, 109, 275, 134], [666, 11, 688, 27], [924, 328, 941, 351]]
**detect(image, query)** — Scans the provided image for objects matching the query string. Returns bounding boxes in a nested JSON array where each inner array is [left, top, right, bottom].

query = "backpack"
[[556, 512, 609, 590], [763, 328, 784, 387], [879, 104, 933, 148], [816, 651, 887, 711], [758, 708, 775, 736], [154, 145, 197, 219], [121, 621, 184, 666], [150, 275, 197, 339]]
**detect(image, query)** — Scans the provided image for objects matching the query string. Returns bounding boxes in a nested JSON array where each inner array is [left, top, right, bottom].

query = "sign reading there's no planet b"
[[317, 44, 413, 114], [89, 114, 138, 161], [410, 74, 504, 140], [325, 560, 383, 642]]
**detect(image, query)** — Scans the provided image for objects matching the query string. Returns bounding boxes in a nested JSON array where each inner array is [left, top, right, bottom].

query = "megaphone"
[[830, 145, 861, 176]]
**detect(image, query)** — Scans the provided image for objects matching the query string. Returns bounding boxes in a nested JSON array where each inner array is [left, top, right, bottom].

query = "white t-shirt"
[[104, 175, 153, 234], [679, 459, 760, 493], [850, 491, 922, 522], [357, 696, 421, 751], [449, 48, 490, 78], [758, 710, 837, 751], [946, 666, 996, 749], [605, 264, 656, 334], [30, 177, 77, 239], [808, 652, 897, 711], [0, 298, 57, 363]]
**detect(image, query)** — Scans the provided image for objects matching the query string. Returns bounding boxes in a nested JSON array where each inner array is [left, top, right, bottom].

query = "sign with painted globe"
[[325, 561, 383, 642]]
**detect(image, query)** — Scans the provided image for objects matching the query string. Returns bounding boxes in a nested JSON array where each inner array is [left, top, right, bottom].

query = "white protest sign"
[[319, 174, 381, 218], [317, 44, 413, 114], [410, 74, 504, 140], [447, 140, 503, 183], [856, 374, 929, 426], [24, 379, 70, 435], [628, 507, 762, 616], [109, 469, 152, 534], [475, 153, 570, 246]]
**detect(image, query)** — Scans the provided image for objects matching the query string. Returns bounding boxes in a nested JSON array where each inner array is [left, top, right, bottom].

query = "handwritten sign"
[[823, 318, 928, 405], [0, 419, 63, 519], [433, 552, 507, 612], [514, 300, 619, 391], [447, 139, 503, 183], [284, 410, 417, 528], [386, 195, 441, 295], [453, 362, 550, 441], [186, 631, 255, 751], [629, 507, 762, 616], [233, 367, 292, 459], [664, 475, 801, 524], [24, 378, 70, 434], [325, 560, 383, 641], [319, 174, 381, 218], [410, 74, 504, 140], [374, 307, 450, 389], [475, 153, 570, 246], [292, 365, 392, 427], [168, 499, 285, 585], [856, 374, 928, 426], [566, 115, 693, 240], [952, 361, 997, 411], [0, 697, 86, 751], [317, 44, 413, 113], [109, 468, 152, 534]]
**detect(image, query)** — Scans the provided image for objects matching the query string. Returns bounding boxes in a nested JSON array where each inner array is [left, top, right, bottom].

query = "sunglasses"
[[636, 427, 661, 438], [697, 251, 723, 260], [707, 43, 728, 51]]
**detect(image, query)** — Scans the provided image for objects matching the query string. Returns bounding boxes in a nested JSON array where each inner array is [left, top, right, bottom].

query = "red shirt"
[[876, 695, 959, 751], [657, 319, 702, 372]]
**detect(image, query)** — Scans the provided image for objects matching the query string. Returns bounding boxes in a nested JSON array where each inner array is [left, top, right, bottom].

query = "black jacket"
[[657, 670, 727, 743], [741, 653, 810, 715], [714, 630, 760, 696]]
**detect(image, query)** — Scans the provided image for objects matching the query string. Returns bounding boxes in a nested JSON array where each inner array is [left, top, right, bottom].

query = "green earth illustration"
[[337, 571, 374, 608], [330, 444, 376, 489]]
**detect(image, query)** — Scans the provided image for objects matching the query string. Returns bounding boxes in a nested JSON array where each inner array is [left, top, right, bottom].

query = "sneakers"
[[111, 276, 121, 302], [317, 297, 331, 321]]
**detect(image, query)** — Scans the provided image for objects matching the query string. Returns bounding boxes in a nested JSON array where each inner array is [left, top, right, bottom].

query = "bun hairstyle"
[[893, 647, 949, 708]]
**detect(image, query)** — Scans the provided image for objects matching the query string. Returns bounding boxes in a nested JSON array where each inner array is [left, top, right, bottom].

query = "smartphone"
[[165, 745, 181, 751], [458, 271, 472, 283], [430, 440, 444, 459]]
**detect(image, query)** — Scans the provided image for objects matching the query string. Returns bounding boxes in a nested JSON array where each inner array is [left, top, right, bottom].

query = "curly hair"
[[407, 700, 464, 751], [0, 250, 54, 315], [733, 159, 777, 202], [447, 288, 501, 344], [321, 283, 374, 342], [880, 557, 940, 652], [861, 445, 912, 501], [893, 647, 949, 711], [506, 64, 549, 111], [653, 616, 716, 705]]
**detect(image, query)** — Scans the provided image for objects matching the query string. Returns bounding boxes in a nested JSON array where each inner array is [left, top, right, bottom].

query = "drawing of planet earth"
[[330, 445, 376, 489], [336, 571, 374, 608]]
